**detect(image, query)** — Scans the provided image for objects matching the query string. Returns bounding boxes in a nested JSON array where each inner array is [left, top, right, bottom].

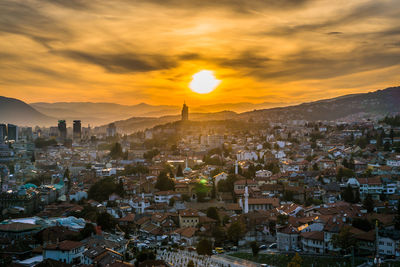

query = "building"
[[107, 123, 117, 137], [43, 240, 85, 264], [0, 124, 6, 142], [73, 120, 81, 141], [181, 102, 189, 121], [7, 124, 18, 141], [277, 225, 300, 251], [179, 209, 199, 228], [58, 120, 67, 142]]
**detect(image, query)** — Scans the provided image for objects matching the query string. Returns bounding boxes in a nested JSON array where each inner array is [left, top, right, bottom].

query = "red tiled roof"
[[44, 240, 83, 251]]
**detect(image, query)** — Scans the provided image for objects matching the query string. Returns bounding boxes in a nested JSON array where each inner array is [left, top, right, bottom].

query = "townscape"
[[1, 102, 400, 267]]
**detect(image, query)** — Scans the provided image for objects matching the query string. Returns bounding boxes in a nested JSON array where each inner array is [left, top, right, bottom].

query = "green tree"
[[331, 226, 357, 254], [227, 221, 245, 245], [109, 142, 124, 159], [196, 239, 212, 255], [206, 207, 219, 222], [80, 223, 96, 239], [363, 194, 374, 212], [97, 212, 115, 231], [176, 164, 183, 177], [155, 172, 175, 191], [212, 226, 226, 246], [168, 197, 175, 207], [194, 182, 209, 202], [342, 185, 354, 203], [187, 260, 194, 267], [250, 241, 259, 257]]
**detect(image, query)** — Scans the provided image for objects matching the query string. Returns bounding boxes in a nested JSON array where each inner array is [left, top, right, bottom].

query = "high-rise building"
[[7, 124, 18, 141], [181, 102, 189, 121], [73, 120, 82, 141], [107, 123, 117, 137], [0, 124, 6, 142], [58, 120, 67, 141]]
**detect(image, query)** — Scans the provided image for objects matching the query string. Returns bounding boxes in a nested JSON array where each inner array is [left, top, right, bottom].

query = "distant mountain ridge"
[[30, 101, 287, 126], [0, 96, 54, 126], [1, 86, 399, 128], [109, 86, 400, 133]]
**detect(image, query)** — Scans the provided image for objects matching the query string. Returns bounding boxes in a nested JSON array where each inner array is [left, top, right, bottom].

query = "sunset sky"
[[0, 0, 399, 106]]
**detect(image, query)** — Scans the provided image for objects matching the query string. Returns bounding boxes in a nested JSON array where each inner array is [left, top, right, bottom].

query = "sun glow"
[[189, 70, 220, 94]]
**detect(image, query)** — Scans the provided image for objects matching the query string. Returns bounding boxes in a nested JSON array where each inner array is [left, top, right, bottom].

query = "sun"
[[189, 70, 220, 94]]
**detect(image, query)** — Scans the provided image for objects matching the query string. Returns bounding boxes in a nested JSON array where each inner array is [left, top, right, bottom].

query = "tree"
[[168, 197, 175, 207], [80, 223, 96, 239], [194, 182, 209, 202], [331, 226, 357, 254], [97, 212, 115, 231], [212, 226, 226, 246], [187, 260, 194, 267], [88, 177, 120, 202], [363, 194, 374, 212], [155, 172, 175, 191], [250, 241, 259, 257], [227, 221, 245, 245], [196, 239, 212, 255], [206, 207, 219, 222], [110, 142, 123, 159], [342, 185, 354, 203], [176, 164, 183, 177], [352, 218, 372, 232], [287, 253, 302, 267]]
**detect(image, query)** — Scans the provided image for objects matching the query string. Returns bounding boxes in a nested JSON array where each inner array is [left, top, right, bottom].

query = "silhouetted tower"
[[73, 120, 81, 141], [181, 102, 189, 121], [58, 120, 67, 142]]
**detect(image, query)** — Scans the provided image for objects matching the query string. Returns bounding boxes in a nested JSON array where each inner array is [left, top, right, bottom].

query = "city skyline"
[[1, 0, 399, 106]]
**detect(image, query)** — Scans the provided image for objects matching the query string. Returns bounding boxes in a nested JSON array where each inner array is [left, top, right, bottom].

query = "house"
[[246, 198, 279, 212], [43, 240, 85, 264], [357, 177, 382, 200], [214, 172, 228, 185], [0, 222, 41, 239], [179, 209, 199, 228], [83, 246, 123, 266], [154, 191, 180, 204], [276, 225, 300, 251], [173, 227, 197, 246], [300, 231, 324, 254], [378, 229, 400, 257]]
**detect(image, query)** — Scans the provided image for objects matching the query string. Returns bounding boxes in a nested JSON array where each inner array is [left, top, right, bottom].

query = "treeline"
[[88, 177, 125, 202], [380, 115, 400, 127], [34, 138, 57, 148]]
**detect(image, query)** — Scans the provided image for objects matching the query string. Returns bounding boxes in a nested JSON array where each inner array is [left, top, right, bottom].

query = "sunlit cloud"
[[0, 0, 399, 106]]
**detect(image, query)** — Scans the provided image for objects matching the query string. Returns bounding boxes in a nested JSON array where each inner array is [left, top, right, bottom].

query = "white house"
[[69, 190, 88, 202], [214, 172, 228, 185], [43, 240, 84, 264]]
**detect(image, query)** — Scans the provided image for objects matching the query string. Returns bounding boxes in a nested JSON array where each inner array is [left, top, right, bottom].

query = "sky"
[[0, 0, 399, 107]]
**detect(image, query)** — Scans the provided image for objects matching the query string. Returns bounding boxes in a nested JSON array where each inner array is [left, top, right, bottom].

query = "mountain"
[[30, 102, 180, 126], [30, 101, 288, 126], [104, 111, 238, 133], [239, 86, 400, 122], [0, 96, 54, 126], [108, 86, 400, 133]]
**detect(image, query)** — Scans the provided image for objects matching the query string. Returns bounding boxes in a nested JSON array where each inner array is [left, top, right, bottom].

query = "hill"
[[239, 86, 400, 122], [108, 86, 400, 133], [101, 111, 238, 133], [0, 96, 54, 126]]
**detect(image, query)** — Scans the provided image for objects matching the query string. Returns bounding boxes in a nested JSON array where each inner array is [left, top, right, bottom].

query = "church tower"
[[181, 102, 189, 121]]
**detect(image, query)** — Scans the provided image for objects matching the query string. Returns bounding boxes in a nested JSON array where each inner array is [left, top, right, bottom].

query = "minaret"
[[244, 184, 249, 214], [181, 101, 189, 121], [141, 193, 145, 214], [235, 161, 238, 175]]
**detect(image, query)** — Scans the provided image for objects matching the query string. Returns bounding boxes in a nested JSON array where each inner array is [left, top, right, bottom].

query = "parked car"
[[230, 246, 238, 251], [268, 243, 277, 249], [259, 244, 268, 250]]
